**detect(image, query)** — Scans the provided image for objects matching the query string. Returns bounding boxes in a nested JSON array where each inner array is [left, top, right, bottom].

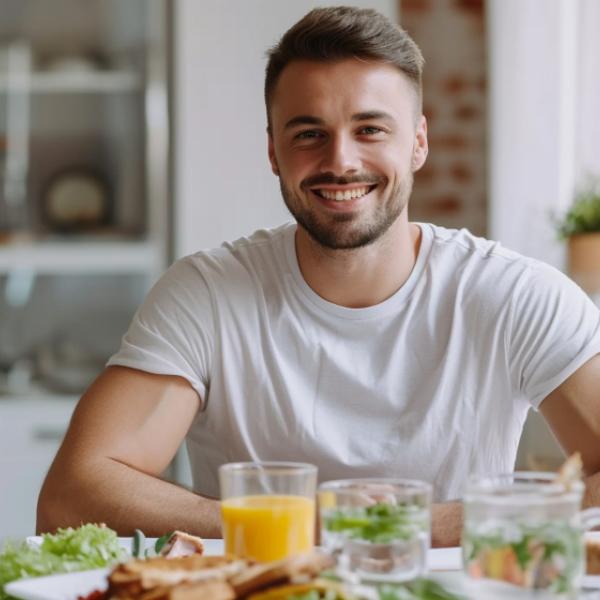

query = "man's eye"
[[295, 130, 323, 140], [359, 126, 384, 135]]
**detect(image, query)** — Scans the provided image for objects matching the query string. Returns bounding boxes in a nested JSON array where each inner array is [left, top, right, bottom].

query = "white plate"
[[5, 539, 224, 600], [5, 538, 600, 600]]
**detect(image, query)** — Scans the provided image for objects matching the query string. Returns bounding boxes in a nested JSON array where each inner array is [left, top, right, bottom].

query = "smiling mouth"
[[310, 184, 378, 201]]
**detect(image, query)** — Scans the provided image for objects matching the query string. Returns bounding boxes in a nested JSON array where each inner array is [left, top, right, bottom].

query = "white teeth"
[[318, 186, 370, 201]]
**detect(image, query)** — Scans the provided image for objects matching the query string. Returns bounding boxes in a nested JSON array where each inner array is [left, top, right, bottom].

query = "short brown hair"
[[265, 6, 424, 127]]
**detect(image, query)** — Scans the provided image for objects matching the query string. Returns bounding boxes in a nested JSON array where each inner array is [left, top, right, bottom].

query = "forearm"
[[583, 471, 600, 508], [37, 456, 221, 538], [431, 501, 463, 547]]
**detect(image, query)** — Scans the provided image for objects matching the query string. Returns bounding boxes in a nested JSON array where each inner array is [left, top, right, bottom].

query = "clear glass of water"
[[318, 478, 431, 583], [462, 472, 600, 599]]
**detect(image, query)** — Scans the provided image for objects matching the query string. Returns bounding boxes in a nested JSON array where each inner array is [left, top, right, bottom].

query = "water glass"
[[462, 471, 600, 599], [318, 478, 432, 582]]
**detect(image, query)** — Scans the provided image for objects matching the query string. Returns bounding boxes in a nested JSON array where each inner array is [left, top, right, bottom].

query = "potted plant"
[[557, 178, 600, 294]]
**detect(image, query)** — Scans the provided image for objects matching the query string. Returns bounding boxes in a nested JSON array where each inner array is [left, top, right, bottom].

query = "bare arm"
[[539, 354, 600, 507], [431, 502, 462, 548], [37, 366, 221, 537]]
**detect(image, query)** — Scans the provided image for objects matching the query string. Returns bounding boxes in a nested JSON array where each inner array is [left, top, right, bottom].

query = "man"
[[37, 6, 600, 547]]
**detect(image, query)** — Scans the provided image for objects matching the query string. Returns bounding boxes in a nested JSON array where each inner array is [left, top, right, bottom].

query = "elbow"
[[36, 461, 86, 534], [36, 474, 63, 534]]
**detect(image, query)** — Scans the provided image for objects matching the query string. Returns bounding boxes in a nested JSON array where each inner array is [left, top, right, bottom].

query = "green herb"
[[132, 528, 146, 559], [286, 591, 339, 600], [154, 531, 175, 555], [323, 503, 427, 544], [379, 578, 465, 600], [0, 524, 126, 600]]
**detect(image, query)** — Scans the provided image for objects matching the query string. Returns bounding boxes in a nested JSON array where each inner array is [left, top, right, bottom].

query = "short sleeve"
[[107, 257, 214, 405], [507, 261, 600, 408]]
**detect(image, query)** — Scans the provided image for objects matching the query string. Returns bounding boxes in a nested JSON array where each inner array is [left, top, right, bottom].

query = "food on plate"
[[158, 531, 205, 558], [229, 551, 334, 597], [130, 529, 205, 560], [245, 580, 347, 599], [79, 550, 334, 600], [0, 523, 125, 600], [587, 538, 600, 575], [106, 554, 245, 598]]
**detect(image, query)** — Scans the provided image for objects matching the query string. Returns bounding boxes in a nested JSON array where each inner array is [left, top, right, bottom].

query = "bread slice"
[[229, 551, 335, 598], [107, 554, 246, 596]]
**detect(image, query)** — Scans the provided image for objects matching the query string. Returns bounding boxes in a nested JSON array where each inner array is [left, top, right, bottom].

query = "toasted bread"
[[107, 554, 246, 596], [230, 551, 335, 598]]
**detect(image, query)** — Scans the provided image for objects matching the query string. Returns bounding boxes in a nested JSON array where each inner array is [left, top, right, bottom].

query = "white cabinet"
[[0, 0, 172, 540], [0, 2, 170, 394], [0, 396, 77, 542]]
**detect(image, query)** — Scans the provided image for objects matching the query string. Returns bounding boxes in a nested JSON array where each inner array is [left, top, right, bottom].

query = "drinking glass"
[[318, 478, 432, 583], [219, 461, 317, 562], [462, 471, 600, 599]]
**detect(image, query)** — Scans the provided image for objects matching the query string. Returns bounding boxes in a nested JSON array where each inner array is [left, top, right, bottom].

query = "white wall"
[[174, 0, 398, 258], [487, 0, 578, 270]]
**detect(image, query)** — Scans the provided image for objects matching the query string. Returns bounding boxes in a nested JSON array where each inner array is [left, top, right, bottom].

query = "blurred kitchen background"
[[0, 0, 599, 541]]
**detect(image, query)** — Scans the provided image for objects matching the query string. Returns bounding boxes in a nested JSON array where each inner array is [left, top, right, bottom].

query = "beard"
[[279, 171, 413, 250]]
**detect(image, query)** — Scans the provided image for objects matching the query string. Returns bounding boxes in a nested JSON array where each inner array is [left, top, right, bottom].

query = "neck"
[[294, 214, 421, 308]]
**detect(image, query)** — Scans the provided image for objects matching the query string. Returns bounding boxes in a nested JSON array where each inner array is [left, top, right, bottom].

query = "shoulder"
[[423, 223, 566, 289], [161, 222, 294, 297], [419, 224, 590, 324]]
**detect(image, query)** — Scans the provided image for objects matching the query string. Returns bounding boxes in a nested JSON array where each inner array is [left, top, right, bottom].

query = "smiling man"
[[38, 6, 600, 547]]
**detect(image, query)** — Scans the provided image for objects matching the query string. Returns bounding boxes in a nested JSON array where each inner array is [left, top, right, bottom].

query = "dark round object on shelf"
[[41, 167, 111, 233]]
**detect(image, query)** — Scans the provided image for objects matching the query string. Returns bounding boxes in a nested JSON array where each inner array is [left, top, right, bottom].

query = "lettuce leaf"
[[0, 524, 126, 599]]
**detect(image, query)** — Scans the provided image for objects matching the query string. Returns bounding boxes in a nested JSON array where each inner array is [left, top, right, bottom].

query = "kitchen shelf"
[[0, 70, 141, 94], [0, 239, 164, 274]]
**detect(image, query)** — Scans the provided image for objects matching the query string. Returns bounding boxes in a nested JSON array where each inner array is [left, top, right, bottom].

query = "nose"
[[319, 132, 361, 175]]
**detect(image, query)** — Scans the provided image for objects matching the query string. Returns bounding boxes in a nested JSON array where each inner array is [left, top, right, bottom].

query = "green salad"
[[0, 524, 126, 600], [463, 520, 583, 594], [323, 503, 428, 544]]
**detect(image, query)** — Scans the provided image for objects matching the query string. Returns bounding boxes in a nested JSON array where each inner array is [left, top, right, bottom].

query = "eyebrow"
[[283, 110, 396, 130], [284, 115, 324, 130], [352, 110, 395, 124]]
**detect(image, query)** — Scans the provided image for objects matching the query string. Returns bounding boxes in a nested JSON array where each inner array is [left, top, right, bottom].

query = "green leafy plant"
[[556, 178, 600, 239]]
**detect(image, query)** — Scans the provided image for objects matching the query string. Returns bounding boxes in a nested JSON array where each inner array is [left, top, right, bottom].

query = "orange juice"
[[221, 494, 315, 561]]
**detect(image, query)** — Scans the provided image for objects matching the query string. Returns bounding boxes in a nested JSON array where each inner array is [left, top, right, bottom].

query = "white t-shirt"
[[108, 222, 600, 501]]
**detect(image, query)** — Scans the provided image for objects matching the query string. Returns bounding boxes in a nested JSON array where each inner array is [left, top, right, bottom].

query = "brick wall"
[[400, 0, 487, 236]]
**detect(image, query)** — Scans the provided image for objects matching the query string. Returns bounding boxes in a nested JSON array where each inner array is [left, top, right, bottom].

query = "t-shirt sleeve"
[[107, 256, 214, 404], [507, 261, 600, 408]]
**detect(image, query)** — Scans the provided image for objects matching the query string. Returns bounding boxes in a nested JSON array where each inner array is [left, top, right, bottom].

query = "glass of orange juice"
[[219, 461, 317, 562]]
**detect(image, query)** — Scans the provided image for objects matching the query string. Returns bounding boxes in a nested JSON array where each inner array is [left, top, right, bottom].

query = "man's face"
[[268, 59, 428, 250]]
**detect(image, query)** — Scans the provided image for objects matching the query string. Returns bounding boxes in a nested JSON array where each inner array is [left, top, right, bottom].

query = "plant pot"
[[567, 232, 600, 294]]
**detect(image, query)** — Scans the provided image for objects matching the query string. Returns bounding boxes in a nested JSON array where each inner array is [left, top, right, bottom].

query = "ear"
[[268, 134, 280, 176], [411, 115, 428, 172]]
